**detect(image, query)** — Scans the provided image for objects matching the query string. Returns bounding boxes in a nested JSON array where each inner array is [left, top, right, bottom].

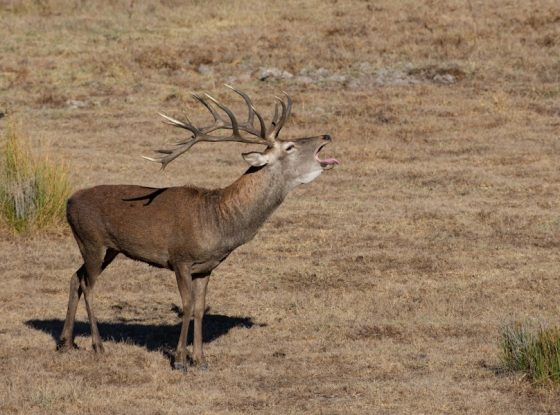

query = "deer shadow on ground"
[[26, 307, 261, 366]]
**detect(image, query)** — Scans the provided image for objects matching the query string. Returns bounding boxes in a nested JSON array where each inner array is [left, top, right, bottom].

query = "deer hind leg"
[[173, 262, 194, 371], [81, 247, 118, 353], [57, 266, 84, 351], [192, 274, 210, 368], [59, 246, 118, 353]]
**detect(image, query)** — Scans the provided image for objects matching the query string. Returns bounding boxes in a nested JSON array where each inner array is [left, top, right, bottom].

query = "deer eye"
[[285, 144, 296, 152]]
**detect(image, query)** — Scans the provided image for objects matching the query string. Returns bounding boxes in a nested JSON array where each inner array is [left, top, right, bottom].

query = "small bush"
[[500, 321, 560, 385], [0, 118, 71, 233]]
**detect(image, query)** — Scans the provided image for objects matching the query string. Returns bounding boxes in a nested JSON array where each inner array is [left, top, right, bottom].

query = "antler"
[[144, 85, 292, 169]]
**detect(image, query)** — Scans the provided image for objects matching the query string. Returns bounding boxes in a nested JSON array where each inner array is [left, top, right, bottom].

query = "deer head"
[[144, 85, 338, 189]]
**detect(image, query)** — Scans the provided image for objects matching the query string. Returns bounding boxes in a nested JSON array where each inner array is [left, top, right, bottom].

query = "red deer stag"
[[57, 86, 338, 370]]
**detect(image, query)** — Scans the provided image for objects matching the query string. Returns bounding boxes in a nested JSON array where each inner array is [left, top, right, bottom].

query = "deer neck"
[[218, 165, 288, 244]]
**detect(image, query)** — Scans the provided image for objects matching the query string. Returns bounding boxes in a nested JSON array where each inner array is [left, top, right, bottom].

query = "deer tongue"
[[319, 156, 339, 167]]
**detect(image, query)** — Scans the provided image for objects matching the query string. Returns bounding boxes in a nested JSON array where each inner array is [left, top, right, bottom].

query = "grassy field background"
[[1, 0, 560, 413]]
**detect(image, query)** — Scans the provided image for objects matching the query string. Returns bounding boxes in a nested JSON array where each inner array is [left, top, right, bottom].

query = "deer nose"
[[322, 134, 332, 141]]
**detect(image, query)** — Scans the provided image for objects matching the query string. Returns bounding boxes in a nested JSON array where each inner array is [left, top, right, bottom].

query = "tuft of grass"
[[0, 118, 71, 233], [500, 321, 560, 386]]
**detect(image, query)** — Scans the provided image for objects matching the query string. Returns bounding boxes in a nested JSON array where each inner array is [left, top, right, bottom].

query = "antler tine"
[[224, 84, 254, 127], [251, 105, 268, 142], [267, 92, 293, 139], [142, 137, 198, 169], [191, 94, 224, 126], [278, 92, 292, 137], [158, 113, 197, 134], [283, 91, 293, 122], [204, 93, 243, 140], [271, 102, 280, 127]]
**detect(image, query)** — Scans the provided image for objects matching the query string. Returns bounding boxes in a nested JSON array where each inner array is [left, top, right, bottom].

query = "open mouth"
[[315, 144, 339, 169]]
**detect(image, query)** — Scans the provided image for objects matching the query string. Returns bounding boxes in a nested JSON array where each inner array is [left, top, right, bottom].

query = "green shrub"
[[500, 321, 560, 385], [0, 118, 71, 233]]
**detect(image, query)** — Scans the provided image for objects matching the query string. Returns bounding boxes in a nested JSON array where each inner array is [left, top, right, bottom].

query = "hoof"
[[56, 340, 78, 352], [173, 361, 188, 372], [173, 349, 191, 371], [92, 343, 105, 354], [195, 361, 209, 371]]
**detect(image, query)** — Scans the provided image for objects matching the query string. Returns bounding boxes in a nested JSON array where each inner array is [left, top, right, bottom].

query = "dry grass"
[[1, 0, 560, 413], [0, 118, 70, 233]]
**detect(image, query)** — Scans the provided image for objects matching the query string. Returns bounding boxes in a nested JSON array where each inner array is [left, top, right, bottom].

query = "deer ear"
[[242, 151, 269, 167]]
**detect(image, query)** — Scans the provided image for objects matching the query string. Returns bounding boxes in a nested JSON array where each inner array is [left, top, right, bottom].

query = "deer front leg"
[[192, 274, 210, 368], [174, 262, 193, 371]]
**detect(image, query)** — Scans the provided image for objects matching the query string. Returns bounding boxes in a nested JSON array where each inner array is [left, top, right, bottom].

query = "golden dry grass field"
[[1, 0, 560, 413]]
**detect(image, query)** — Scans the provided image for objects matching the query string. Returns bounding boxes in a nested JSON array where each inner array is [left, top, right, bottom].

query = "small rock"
[[226, 73, 251, 84], [433, 73, 456, 84], [258, 67, 293, 81], [315, 67, 330, 78], [298, 67, 314, 76], [66, 99, 90, 109], [327, 74, 347, 83], [375, 68, 418, 86], [197, 64, 213, 75], [294, 75, 313, 84], [358, 62, 372, 73]]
